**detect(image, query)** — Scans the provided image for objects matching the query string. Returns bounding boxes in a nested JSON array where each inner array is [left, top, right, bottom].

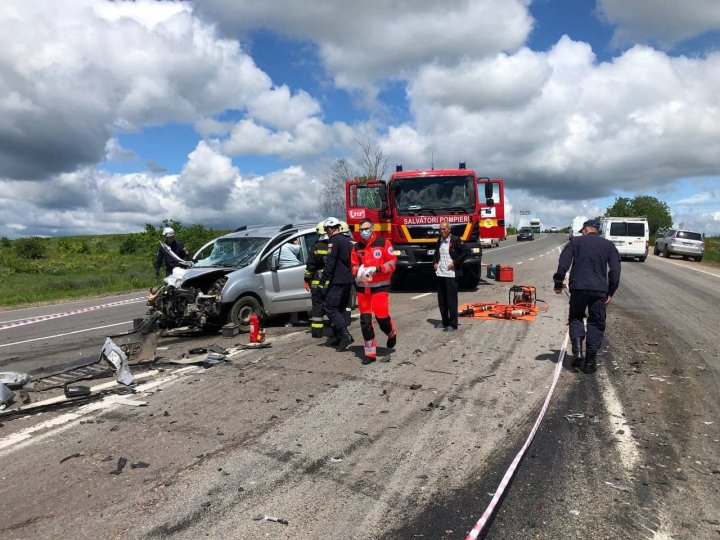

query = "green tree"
[[605, 195, 672, 235], [14, 237, 47, 259]]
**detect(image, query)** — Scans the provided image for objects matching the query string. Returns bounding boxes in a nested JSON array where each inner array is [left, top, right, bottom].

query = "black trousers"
[[568, 290, 607, 352], [324, 283, 352, 331], [436, 276, 459, 329]]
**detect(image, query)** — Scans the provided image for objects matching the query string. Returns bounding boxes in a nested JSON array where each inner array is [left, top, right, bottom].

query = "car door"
[[260, 232, 314, 315]]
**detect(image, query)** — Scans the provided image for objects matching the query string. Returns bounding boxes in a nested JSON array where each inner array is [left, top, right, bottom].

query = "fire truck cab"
[[345, 163, 506, 289]]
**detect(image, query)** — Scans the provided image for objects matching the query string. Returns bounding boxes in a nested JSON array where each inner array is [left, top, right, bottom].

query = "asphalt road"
[[1, 235, 718, 539]]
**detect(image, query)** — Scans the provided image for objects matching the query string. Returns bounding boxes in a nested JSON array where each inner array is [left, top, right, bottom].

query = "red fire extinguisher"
[[249, 313, 260, 343]]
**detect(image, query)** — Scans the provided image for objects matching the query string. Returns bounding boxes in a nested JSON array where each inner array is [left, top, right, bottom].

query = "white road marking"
[[599, 368, 640, 471], [411, 292, 433, 299], [652, 256, 720, 279], [0, 367, 199, 455], [0, 321, 133, 348]]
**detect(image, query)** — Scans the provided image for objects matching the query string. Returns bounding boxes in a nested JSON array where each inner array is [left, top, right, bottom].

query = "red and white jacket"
[[351, 233, 396, 289]]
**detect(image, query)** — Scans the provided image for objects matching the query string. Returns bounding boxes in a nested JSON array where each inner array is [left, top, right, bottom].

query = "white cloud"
[[195, 0, 534, 90], [0, 0, 322, 180], [598, 0, 720, 48]]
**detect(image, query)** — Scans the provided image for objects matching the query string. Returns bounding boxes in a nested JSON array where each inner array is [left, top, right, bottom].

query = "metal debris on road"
[[605, 481, 631, 492], [0, 371, 32, 389], [0, 383, 14, 409], [102, 338, 135, 385], [354, 430, 370, 437], [409, 383, 422, 390], [130, 461, 150, 469], [253, 514, 289, 525]]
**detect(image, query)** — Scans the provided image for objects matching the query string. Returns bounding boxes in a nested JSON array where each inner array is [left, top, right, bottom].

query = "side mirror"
[[482, 178, 493, 199]]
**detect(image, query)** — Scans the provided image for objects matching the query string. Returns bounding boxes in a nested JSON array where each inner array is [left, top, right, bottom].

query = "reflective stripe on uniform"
[[364, 339, 377, 358]]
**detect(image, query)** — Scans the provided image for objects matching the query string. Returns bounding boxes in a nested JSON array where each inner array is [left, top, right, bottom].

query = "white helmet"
[[162, 227, 175, 237], [315, 221, 325, 235], [339, 220, 350, 234], [323, 217, 341, 229]]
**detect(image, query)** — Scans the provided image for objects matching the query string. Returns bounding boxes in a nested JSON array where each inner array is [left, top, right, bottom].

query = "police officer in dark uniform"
[[154, 227, 191, 277], [553, 219, 621, 373], [305, 221, 329, 338], [322, 217, 355, 351]]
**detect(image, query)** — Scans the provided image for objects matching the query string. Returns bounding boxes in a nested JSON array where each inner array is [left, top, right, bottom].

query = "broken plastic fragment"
[[102, 338, 134, 385], [131, 461, 150, 469], [110, 457, 128, 475], [0, 371, 33, 389], [0, 383, 14, 409]]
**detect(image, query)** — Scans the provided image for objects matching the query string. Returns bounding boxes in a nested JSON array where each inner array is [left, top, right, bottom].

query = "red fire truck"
[[345, 162, 506, 288]]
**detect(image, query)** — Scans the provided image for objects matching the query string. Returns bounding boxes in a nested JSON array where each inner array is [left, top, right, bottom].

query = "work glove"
[[304, 282, 310, 291], [367, 266, 378, 276]]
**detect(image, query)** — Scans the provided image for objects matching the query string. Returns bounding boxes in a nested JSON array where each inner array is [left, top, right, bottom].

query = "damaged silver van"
[[147, 223, 318, 332]]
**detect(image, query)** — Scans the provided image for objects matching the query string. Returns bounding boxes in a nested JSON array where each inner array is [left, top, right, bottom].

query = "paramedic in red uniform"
[[351, 218, 398, 365]]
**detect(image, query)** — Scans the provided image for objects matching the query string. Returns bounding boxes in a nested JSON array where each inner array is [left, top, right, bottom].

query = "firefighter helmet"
[[162, 227, 175, 237], [316, 221, 325, 235], [339, 220, 350, 234], [323, 217, 341, 229]]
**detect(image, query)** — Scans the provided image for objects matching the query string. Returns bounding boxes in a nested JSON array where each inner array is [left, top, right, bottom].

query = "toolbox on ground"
[[486, 264, 497, 279]]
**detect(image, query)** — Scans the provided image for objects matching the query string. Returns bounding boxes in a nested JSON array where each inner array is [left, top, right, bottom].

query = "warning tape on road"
[[465, 331, 569, 540], [0, 297, 147, 332]]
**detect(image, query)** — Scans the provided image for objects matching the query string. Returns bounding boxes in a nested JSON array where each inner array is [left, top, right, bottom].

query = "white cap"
[[323, 217, 341, 228], [163, 227, 175, 237]]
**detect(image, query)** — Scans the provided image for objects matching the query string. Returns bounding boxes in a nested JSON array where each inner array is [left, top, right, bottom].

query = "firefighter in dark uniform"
[[553, 219, 621, 374], [304, 221, 329, 338], [322, 217, 355, 351], [154, 227, 191, 277], [351, 218, 397, 365]]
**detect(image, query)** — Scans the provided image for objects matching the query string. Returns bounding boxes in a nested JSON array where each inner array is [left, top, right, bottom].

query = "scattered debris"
[[64, 385, 91, 399], [107, 396, 148, 407], [253, 514, 288, 525], [0, 371, 32, 389], [354, 430, 370, 437], [0, 383, 14, 409], [702, 421, 714, 425], [209, 344, 230, 355], [564, 413, 585, 422], [18, 389, 31, 404], [416, 474, 428, 479], [59, 452, 83, 463], [409, 383, 422, 390], [189, 347, 208, 354], [110, 457, 128, 475], [605, 481, 631, 492], [330, 456, 343, 463], [131, 461, 150, 469], [102, 338, 134, 385], [569, 510, 580, 516]]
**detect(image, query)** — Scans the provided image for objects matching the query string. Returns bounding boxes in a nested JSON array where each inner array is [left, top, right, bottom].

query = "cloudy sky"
[[1, 0, 719, 239]]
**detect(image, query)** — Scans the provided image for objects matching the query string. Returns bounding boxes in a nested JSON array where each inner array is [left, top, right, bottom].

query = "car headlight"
[[395, 249, 405, 256], [471, 247, 480, 253]]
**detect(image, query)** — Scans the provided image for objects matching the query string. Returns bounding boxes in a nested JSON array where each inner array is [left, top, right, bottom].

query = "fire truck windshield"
[[392, 175, 474, 215]]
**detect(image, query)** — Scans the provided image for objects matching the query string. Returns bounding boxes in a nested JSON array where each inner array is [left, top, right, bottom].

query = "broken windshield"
[[194, 237, 269, 268], [392, 175, 474, 215]]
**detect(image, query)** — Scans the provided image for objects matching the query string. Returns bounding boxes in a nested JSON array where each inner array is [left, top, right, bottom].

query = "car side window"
[[276, 238, 304, 269]]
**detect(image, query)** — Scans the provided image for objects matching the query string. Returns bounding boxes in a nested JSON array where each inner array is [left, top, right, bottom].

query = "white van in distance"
[[599, 217, 649, 262]]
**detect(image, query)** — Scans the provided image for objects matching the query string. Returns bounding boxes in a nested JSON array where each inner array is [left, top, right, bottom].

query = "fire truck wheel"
[[230, 296, 262, 333]]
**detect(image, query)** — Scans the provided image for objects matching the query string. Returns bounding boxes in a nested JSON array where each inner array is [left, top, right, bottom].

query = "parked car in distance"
[[654, 229, 704, 262], [549, 226, 559, 233], [480, 236, 499, 248], [517, 227, 535, 241]]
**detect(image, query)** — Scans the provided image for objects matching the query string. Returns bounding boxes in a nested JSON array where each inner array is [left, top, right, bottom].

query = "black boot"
[[571, 337, 584, 369], [335, 328, 355, 351], [583, 350, 597, 374], [325, 327, 340, 347]]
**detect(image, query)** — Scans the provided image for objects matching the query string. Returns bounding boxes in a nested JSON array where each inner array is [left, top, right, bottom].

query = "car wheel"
[[695, 256, 703, 262], [663, 246, 671, 258], [229, 296, 263, 333], [638, 256, 647, 262], [653, 244, 660, 255]]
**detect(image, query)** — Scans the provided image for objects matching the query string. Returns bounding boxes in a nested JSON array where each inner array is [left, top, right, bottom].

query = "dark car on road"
[[517, 227, 535, 241]]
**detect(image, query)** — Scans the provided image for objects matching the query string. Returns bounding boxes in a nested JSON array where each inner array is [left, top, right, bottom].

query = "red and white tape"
[[0, 297, 146, 332], [465, 331, 569, 539]]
